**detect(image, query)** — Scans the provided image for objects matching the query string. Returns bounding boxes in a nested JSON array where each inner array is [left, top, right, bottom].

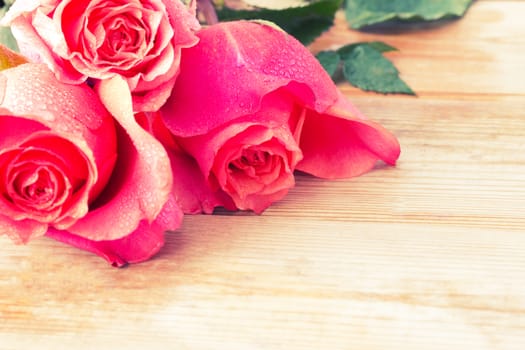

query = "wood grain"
[[1, 1, 524, 349]]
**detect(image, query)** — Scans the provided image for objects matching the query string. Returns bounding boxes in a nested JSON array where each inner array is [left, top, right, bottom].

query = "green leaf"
[[217, 0, 343, 45], [314, 42, 413, 95], [0, 4, 19, 52], [338, 41, 397, 59], [342, 44, 414, 95], [0, 27, 19, 52], [345, 0, 474, 29], [315, 50, 340, 78]]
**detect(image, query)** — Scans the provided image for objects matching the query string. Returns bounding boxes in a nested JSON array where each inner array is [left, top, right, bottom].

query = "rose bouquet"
[[0, 0, 400, 266]]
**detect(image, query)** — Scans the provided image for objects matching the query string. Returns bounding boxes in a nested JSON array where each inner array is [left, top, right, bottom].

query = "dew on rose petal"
[[256, 44, 314, 83], [1, 64, 109, 134]]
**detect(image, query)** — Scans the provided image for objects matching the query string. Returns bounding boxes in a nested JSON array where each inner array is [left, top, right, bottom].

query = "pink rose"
[[160, 21, 400, 213], [0, 63, 181, 266], [1, 0, 200, 112]]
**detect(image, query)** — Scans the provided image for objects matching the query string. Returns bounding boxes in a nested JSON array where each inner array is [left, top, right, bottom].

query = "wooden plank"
[[1, 1, 524, 349]]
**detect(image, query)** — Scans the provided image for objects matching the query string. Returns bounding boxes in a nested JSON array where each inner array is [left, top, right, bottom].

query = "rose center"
[[106, 18, 141, 53], [230, 149, 269, 170], [20, 168, 54, 203], [10, 164, 65, 212], [0, 135, 89, 223]]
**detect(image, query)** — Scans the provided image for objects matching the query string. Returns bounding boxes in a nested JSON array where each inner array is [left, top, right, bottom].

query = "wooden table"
[[1, 1, 524, 349]]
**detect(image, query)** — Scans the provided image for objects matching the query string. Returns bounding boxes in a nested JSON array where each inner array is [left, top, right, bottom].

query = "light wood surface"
[[1, 1, 524, 349]]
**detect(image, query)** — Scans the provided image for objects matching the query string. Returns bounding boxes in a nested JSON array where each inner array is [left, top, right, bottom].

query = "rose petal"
[[131, 64, 177, 112], [1, 215, 47, 244], [65, 76, 173, 241], [297, 91, 401, 179], [46, 193, 182, 267], [0, 114, 48, 150], [161, 21, 337, 137], [167, 147, 235, 214], [7, 15, 86, 83]]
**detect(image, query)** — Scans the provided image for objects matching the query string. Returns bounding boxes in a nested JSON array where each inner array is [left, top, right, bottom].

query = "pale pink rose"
[[0, 64, 181, 266], [1, 0, 200, 112], [160, 21, 401, 213]]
